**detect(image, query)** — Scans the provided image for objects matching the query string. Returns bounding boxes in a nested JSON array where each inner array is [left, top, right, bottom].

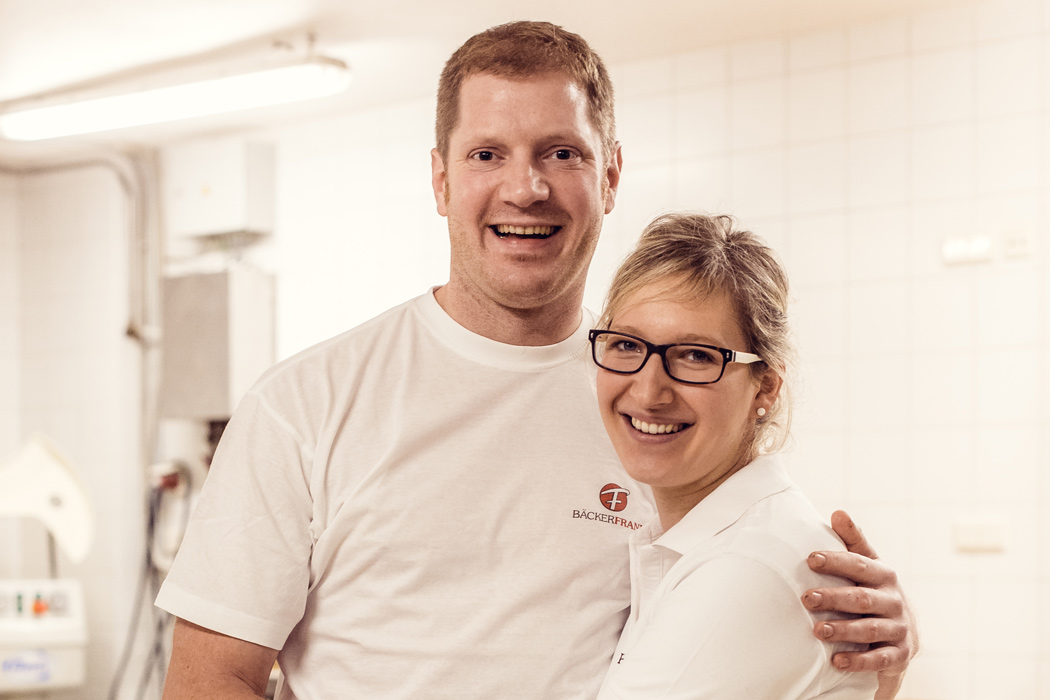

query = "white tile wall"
[[674, 46, 729, 88], [8, 165, 147, 700], [787, 66, 847, 142], [672, 156, 731, 211], [730, 38, 786, 80], [912, 3, 975, 50], [789, 29, 848, 71], [849, 57, 911, 134], [0, 172, 21, 580], [787, 141, 848, 214], [729, 147, 787, 219], [848, 206, 912, 281], [911, 47, 975, 126], [785, 212, 848, 285], [729, 77, 787, 148], [593, 5, 1048, 697], [913, 123, 977, 201], [977, 115, 1041, 193], [675, 87, 730, 157], [848, 132, 911, 206], [848, 16, 911, 61], [975, 37, 1043, 117], [618, 94, 676, 164], [976, 0, 1046, 40]]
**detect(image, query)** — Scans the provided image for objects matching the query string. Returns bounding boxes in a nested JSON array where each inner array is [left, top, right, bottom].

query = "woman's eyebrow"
[[609, 326, 723, 346]]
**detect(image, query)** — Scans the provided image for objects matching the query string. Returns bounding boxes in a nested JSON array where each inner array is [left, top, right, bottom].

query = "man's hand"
[[801, 510, 918, 700]]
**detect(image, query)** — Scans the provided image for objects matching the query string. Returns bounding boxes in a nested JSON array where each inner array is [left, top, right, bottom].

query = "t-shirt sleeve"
[[596, 554, 846, 700], [155, 388, 315, 650]]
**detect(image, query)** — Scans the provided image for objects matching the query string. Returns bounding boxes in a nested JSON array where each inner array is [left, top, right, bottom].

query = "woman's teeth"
[[631, 417, 685, 435], [494, 225, 555, 237]]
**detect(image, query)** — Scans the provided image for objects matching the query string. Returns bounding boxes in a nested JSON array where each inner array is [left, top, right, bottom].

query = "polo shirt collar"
[[652, 454, 794, 555]]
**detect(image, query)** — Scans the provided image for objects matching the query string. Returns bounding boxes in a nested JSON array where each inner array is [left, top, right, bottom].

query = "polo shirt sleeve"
[[597, 554, 839, 699], [155, 388, 315, 650]]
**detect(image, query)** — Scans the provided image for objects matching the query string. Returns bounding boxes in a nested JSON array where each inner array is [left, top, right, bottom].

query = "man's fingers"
[[830, 509, 878, 559], [807, 550, 898, 588], [802, 583, 904, 617], [829, 646, 909, 675], [812, 617, 908, 646]]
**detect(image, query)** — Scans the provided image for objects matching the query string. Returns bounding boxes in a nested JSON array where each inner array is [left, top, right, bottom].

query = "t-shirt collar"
[[414, 287, 594, 369]]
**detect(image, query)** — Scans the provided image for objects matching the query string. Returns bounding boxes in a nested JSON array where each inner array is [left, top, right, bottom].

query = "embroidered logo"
[[599, 483, 630, 512]]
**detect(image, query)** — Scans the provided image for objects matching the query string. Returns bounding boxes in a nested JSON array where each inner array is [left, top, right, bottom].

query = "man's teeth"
[[495, 225, 555, 237], [631, 417, 685, 435]]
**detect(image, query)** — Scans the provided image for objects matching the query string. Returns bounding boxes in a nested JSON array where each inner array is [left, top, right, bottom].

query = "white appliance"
[[0, 579, 86, 693], [0, 435, 93, 695]]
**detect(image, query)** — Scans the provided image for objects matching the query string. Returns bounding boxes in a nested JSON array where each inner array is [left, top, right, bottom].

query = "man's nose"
[[500, 159, 550, 207]]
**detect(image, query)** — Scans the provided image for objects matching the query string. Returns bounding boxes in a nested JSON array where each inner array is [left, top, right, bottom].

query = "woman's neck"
[[652, 449, 756, 532]]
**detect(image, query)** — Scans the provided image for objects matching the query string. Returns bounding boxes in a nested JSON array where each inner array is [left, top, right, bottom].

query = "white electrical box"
[[162, 137, 275, 239], [0, 579, 86, 693], [160, 266, 276, 420]]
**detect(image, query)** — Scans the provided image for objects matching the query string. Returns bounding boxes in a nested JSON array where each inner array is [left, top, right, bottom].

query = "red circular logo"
[[599, 483, 630, 512]]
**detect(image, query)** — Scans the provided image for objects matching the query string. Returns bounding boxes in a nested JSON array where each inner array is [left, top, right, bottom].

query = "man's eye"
[[472, 151, 496, 161], [553, 149, 574, 160]]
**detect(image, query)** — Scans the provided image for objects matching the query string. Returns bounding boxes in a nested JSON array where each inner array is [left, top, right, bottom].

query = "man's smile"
[[492, 224, 560, 239]]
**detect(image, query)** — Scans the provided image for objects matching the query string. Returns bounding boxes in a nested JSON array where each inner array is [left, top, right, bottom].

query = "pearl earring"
[[757, 407, 767, 417]]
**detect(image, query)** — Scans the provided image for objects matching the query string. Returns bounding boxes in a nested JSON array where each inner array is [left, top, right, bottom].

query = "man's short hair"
[[435, 21, 616, 163]]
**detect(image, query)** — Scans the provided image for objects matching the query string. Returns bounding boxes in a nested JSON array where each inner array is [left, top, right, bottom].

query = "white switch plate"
[[954, 518, 1006, 553], [941, 236, 993, 265]]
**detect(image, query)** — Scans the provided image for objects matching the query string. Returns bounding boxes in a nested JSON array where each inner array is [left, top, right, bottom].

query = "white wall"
[[252, 96, 447, 357]]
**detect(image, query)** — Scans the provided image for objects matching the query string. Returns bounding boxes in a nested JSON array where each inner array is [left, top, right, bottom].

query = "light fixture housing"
[[0, 54, 351, 141]]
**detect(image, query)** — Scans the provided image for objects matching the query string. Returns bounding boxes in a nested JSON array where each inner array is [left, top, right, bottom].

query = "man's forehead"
[[452, 72, 593, 133], [459, 69, 582, 95]]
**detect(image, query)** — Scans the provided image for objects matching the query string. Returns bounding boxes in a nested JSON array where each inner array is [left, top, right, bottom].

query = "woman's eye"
[[611, 340, 639, 353], [682, 349, 717, 364]]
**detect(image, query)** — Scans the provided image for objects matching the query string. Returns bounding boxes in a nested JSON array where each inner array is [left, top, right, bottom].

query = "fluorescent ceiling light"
[[0, 56, 351, 141]]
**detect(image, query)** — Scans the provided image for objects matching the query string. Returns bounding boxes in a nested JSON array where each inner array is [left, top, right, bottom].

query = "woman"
[[592, 213, 877, 699]]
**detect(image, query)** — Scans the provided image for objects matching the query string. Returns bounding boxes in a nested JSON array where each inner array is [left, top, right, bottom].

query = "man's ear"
[[431, 148, 449, 217], [603, 142, 623, 215]]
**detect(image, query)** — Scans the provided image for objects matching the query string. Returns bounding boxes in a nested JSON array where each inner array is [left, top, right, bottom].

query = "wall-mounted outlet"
[[1003, 230, 1032, 260]]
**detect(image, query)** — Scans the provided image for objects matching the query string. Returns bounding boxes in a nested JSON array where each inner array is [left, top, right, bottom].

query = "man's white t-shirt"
[[596, 455, 878, 699], [156, 290, 656, 700]]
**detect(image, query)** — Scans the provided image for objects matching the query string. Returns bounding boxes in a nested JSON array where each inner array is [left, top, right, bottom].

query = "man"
[[159, 21, 915, 700]]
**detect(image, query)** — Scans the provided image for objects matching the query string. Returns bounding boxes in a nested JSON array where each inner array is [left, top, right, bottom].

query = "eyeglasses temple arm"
[[730, 350, 763, 364]]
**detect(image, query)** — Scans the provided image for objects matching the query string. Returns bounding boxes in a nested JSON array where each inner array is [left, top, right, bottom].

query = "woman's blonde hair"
[[599, 212, 794, 453]]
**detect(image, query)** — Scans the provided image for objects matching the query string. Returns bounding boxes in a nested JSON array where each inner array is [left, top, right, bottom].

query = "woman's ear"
[[753, 366, 783, 414]]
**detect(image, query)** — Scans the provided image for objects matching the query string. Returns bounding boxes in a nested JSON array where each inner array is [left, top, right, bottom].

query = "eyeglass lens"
[[593, 332, 724, 383]]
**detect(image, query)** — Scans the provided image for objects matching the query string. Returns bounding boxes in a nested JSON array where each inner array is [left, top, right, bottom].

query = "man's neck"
[[433, 284, 584, 346]]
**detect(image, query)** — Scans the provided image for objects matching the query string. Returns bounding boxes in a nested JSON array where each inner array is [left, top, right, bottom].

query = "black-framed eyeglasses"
[[589, 329, 763, 385]]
